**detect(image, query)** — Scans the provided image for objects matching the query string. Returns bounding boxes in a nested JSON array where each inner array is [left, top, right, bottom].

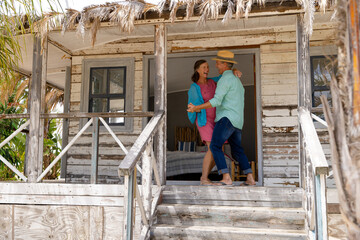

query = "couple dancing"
[[187, 50, 256, 186]]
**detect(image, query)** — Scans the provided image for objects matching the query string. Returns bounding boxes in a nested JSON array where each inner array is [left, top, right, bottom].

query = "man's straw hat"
[[212, 50, 237, 64]]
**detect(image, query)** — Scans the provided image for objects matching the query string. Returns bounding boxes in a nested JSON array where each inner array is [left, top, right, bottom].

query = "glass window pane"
[[313, 90, 332, 108], [90, 98, 107, 113], [91, 68, 107, 94], [312, 58, 335, 88], [109, 99, 124, 124], [109, 68, 125, 94]]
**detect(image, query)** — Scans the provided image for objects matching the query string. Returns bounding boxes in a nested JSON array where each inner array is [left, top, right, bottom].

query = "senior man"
[[187, 50, 255, 186]]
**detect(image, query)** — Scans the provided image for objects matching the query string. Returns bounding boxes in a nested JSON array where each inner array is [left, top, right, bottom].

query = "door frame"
[[143, 48, 263, 185]]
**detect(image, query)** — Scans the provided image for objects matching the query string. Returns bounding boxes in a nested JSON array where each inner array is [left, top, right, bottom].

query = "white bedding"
[[166, 151, 232, 177]]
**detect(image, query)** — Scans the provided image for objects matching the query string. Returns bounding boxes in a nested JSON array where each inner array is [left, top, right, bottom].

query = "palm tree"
[[0, 0, 61, 82], [0, 0, 63, 180]]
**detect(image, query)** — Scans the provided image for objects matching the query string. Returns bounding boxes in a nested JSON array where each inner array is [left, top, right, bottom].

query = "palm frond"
[[90, 17, 101, 47], [61, 9, 81, 34], [34, 12, 64, 50], [222, 0, 234, 24], [14, 78, 28, 104], [244, 0, 253, 18], [45, 88, 63, 113], [235, 0, 245, 19], [319, 0, 328, 13], [198, 0, 223, 25]]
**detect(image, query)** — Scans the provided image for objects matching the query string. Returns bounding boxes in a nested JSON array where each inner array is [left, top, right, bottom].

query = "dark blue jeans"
[[210, 117, 252, 175]]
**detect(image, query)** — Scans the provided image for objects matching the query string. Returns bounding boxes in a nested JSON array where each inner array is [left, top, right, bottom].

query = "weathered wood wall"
[[66, 13, 336, 186], [0, 183, 141, 239], [67, 53, 143, 183]]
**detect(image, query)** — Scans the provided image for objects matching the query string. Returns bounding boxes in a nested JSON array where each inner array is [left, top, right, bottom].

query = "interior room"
[[148, 52, 256, 182]]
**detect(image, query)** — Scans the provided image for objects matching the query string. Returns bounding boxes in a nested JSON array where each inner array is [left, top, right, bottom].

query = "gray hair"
[[226, 62, 234, 69]]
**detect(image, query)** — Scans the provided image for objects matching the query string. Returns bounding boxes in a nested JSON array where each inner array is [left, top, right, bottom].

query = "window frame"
[[310, 55, 336, 109], [80, 58, 134, 132], [88, 66, 127, 126]]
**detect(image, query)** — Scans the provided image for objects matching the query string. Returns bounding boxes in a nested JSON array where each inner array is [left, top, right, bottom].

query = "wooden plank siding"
[[0, 183, 146, 239], [66, 14, 336, 185]]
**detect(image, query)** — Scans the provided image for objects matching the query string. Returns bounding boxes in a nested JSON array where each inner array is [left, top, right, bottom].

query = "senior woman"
[[188, 59, 241, 186]]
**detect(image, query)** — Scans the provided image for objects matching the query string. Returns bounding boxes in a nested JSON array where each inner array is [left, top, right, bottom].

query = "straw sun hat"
[[212, 50, 237, 64]]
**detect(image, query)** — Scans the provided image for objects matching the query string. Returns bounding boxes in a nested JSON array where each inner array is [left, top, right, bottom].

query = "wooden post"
[[315, 174, 328, 239], [26, 36, 43, 182], [142, 144, 152, 225], [24, 76, 31, 176], [296, 14, 311, 189], [38, 36, 48, 173], [154, 23, 167, 185], [61, 66, 71, 178], [90, 117, 99, 184], [123, 173, 135, 240]]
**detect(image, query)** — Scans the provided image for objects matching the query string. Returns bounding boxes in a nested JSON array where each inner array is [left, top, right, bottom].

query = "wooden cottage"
[[0, 0, 351, 239]]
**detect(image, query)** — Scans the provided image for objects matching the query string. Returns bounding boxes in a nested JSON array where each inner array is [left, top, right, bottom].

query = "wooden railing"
[[0, 112, 154, 183], [299, 107, 329, 240], [118, 110, 165, 240]]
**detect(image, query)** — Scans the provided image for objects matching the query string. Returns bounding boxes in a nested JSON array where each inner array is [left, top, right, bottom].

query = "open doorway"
[[145, 49, 262, 184]]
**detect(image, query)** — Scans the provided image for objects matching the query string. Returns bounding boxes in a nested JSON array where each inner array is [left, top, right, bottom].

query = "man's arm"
[[187, 102, 212, 113]]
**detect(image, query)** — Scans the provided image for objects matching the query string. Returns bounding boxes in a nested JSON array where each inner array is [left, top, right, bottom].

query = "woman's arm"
[[210, 69, 242, 83]]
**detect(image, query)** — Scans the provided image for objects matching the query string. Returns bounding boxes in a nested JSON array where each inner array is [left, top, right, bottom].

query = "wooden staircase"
[[150, 185, 307, 240]]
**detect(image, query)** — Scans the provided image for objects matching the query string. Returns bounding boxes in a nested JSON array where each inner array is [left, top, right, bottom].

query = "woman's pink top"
[[196, 79, 217, 142]]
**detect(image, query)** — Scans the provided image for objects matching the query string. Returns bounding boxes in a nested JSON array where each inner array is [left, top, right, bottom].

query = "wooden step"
[[151, 225, 307, 240], [156, 204, 305, 230], [162, 185, 303, 208]]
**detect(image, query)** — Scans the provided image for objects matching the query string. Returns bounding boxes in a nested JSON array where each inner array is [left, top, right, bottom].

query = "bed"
[[166, 126, 253, 180], [166, 150, 231, 177]]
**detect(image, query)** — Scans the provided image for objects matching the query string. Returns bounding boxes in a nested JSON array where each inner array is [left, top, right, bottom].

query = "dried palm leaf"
[[90, 17, 101, 47], [222, 0, 234, 24], [108, 1, 145, 33], [235, 0, 245, 19], [169, 0, 182, 22], [142, 3, 162, 14], [295, 0, 315, 36], [33, 12, 63, 51], [198, 0, 223, 25], [185, 0, 198, 20], [319, 0, 328, 13], [14, 78, 29, 104], [61, 8, 81, 34], [45, 89, 63, 113], [244, 0, 253, 18]]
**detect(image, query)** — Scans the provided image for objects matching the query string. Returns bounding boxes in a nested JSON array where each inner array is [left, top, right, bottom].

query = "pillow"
[[178, 141, 196, 152]]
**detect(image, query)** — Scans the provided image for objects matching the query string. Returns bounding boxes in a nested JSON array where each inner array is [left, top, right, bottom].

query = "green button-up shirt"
[[209, 70, 245, 130]]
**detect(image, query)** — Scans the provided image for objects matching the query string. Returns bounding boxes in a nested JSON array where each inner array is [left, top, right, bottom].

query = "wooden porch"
[[0, 3, 347, 240]]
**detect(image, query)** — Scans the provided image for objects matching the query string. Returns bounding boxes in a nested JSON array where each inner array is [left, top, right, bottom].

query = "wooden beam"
[[154, 23, 167, 185], [296, 14, 311, 110], [38, 36, 48, 174], [0, 112, 155, 120], [48, 36, 73, 56], [26, 36, 43, 182], [60, 66, 71, 178], [298, 107, 329, 175], [296, 14, 311, 190]]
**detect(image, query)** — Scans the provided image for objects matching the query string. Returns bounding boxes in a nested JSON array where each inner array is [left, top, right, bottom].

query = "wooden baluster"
[[315, 174, 328, 239], [142, 144, 152, 225], [91, 117, 99, 184], [123, 171, 135, 240]]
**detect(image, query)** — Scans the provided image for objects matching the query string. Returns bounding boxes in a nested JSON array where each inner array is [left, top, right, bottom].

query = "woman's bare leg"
[[200, 141, 216, 185]]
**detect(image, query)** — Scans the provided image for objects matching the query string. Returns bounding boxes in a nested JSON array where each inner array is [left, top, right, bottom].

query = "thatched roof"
[[36, 0, 334, 47]]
